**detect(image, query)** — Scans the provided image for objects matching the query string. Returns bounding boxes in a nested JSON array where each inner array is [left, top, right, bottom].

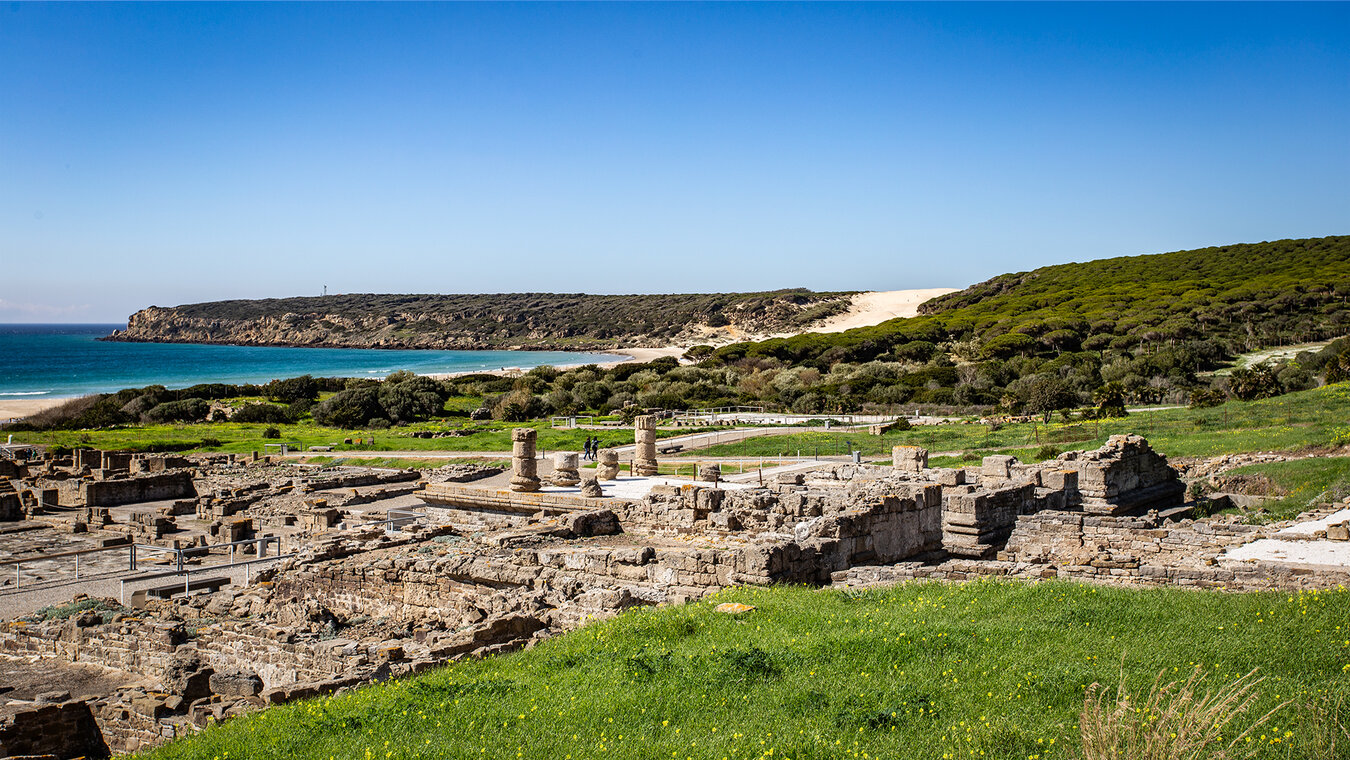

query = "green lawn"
[[139, 581, 1350, 760], [15, 421, 707, 457]]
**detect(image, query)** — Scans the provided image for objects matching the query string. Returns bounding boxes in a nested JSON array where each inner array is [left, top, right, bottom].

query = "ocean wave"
[[0, 391, 51, 396]]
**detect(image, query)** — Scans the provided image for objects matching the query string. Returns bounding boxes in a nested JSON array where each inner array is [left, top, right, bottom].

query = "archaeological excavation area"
[[2, 421, 1349, 758]]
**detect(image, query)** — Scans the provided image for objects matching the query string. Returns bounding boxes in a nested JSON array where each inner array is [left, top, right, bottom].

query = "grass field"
[[139, 581, 1350, 760], [14, 420, 701, 457], [691, 383, 1350, 463]]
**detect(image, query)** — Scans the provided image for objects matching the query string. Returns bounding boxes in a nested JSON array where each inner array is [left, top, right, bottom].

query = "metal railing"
[[2, 535, 284, 590]]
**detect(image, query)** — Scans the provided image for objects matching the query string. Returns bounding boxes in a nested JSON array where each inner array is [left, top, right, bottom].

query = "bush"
[[264, 375, 320, 404], [262, 427, 281, 439], [1189, 388, 1227, 409], [145, 398, 210, 423], [313, 387, 383, 428], [231, 403, 292, 424]]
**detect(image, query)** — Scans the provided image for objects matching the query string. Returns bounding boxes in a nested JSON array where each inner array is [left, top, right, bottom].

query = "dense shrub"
[[313, 387, 383, 428], [231, 403, 293, 424], [145, 398, 210, 423]]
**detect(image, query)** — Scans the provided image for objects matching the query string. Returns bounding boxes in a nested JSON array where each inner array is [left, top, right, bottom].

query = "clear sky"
[[3, 2, 1348, 323]]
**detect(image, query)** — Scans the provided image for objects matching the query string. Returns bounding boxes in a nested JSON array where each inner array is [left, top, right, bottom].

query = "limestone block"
[[596, 449, 621, 480], [698, 463, 722, 483], [892, 446, 928, 472], [931, 468, 966, 486], [981, 455, 1017, 480]]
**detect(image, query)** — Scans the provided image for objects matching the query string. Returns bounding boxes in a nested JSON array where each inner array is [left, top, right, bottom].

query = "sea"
[[0, 324, 625, 399]]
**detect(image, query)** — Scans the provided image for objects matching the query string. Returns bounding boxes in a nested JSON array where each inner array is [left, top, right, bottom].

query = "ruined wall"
[[0, 700, 110, 759], [83, 471, 197, 507], [1056, 435, 1185, 515]]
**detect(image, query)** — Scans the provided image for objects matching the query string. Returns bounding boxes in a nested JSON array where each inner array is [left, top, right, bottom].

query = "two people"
[[581, 436, 602, 461]]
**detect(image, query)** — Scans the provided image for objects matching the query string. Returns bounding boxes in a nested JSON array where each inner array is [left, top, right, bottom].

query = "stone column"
[[552, 452, 580, 487], [633, 415, 659, 476], [596, 449, 620, 480], [698, 463, 722, 483], [509, 428, 541, 492]]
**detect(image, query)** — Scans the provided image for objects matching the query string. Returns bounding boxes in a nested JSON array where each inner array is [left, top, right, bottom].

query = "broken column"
[[892, 446, 928, 473], [509, 428, 541, 493], [596, 449, 620, 481], [698, 463, 722, 483], [633, 415, 658, 476], [552, 452, 581, 487]]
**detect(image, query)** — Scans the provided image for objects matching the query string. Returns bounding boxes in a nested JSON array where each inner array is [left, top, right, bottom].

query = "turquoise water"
[[0, 324, 624, 398]]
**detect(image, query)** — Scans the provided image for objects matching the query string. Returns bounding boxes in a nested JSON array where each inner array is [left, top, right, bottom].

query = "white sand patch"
[[1221, 506, 1350, 568], [1223, 538, 1350, 568], [1274, 507, 1350, 537], [807, 288, 960, 334]]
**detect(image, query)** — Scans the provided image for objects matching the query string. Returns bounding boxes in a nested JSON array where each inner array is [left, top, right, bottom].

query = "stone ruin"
[[633, 415, 659, 476], [3, 431, 1347, 757], [509, 428, 541, 493]]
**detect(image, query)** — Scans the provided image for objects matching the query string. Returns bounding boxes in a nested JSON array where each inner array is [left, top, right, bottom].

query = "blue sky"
[[2, 2, 1347, 323]]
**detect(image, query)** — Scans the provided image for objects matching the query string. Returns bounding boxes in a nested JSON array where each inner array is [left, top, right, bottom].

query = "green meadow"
[[140, 581, 1350, 760]]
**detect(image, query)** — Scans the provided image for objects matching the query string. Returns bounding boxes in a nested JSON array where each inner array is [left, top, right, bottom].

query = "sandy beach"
[[0, 397, 66, 423]]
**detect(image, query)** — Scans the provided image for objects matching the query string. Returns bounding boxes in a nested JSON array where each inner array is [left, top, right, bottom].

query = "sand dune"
[[807, 287, 959, 333]]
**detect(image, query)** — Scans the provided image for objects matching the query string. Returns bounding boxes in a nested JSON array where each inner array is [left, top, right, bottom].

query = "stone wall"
[[81, 471, 197, 508], [0, 700, 110, 759]]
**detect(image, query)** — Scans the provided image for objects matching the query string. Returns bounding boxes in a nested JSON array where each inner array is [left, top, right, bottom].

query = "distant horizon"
[[5, 2, 1348, 323]]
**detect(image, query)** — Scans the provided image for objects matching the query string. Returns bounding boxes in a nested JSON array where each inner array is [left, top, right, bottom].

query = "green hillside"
[[716, 236, 1350, 366], [141, 582, 1350, 760]]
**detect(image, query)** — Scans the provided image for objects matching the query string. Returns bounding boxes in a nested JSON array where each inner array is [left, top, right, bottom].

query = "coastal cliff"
[[106, 290, 856, 350]]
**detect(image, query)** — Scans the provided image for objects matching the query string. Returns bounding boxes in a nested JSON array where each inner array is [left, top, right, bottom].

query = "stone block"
[[892, 446, 928, 472]]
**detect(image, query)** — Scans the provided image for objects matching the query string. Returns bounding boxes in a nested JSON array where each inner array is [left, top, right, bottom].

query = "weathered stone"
[[567, 509, 621, 537], [596, 449, 620, 481], [208, 670, 263, 698], [509, 428, 540, 493], [579, 478, 605, 498], [698, 463, 722, 483], [552, 452, 580, 487], [633, 416, 658, 476], [892, 446, 928, 472]]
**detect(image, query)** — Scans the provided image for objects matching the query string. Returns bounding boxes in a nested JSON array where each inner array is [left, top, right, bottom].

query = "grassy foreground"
[[141, 581, 1350, 760]]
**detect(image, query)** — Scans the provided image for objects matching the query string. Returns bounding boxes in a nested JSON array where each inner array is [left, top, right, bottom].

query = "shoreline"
[[0, 347, 680, 423]]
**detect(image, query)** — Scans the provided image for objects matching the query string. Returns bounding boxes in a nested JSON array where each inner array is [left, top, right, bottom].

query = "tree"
[[313, 387, 383, 428], [980, 333, 1037, 360], [1093, 382, 1129, 418], [1023, 376, 1078, 423], [264, 375, 319, 404], [1227, 363, 1282, 401]]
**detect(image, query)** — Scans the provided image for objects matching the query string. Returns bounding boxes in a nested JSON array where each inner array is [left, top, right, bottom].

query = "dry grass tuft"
[[1078, 666, 1285, 760]]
